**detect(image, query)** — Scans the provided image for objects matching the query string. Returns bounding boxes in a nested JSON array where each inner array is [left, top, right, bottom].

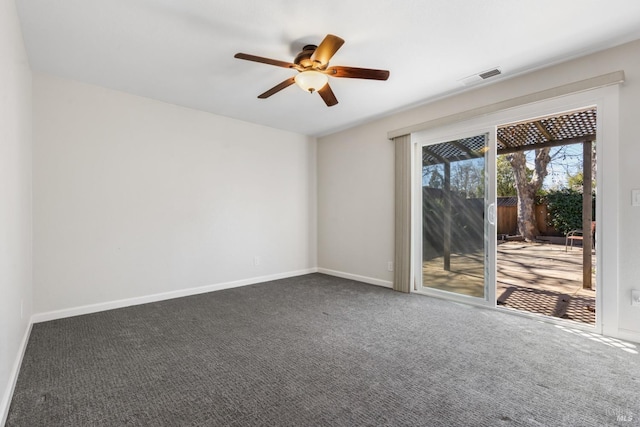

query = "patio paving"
[[422, 241, 596, 325], [496, 241, 596, 325]]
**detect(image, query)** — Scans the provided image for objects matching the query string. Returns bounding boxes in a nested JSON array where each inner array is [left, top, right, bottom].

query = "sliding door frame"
[[413, 127, 496, 307], [410, 85, 619, 335]]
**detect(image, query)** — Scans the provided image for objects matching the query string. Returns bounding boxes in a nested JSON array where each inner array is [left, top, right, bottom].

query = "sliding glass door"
[[416, 131, 496, 305]]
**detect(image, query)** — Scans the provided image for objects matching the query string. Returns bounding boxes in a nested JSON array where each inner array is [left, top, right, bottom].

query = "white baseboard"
[[613, 328, 640, 345], [31, 268, 318, 323], [0, 321, 32, 427], [317, 268, 393, 289]]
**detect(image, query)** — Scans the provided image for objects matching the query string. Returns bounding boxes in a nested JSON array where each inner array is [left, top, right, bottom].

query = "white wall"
[[0, 0, 33, 421], [33, 73, 316, 314], [317, 121, 395, 285], [318, 39, 640, 340]]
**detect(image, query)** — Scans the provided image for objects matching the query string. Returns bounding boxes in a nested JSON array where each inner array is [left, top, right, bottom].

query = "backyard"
[[422, 240, 596, 325]]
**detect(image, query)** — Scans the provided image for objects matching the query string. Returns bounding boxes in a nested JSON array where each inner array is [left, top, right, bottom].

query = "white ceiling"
[[16, 0, 640, 136]]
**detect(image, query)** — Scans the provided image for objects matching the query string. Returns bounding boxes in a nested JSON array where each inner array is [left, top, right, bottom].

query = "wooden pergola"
[[497, 107, 596, 289], [423, 107, 597, 289], [422, 135, 486, 272]]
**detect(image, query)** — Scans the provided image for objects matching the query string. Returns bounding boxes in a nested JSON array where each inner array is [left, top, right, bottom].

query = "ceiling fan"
[[234, 34, 390, 107]]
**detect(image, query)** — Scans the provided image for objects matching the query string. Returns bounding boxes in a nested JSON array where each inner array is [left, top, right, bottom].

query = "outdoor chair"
[[565, 221, 596, 252]]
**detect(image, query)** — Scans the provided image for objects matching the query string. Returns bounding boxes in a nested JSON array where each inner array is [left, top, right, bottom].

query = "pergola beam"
[[422, 154, 483, 166], [422, 146, 484, 167], [497, 134, 595, 155], [422, 147, 448, 165], [533, 120, 554, 140], [450, 141, 483, 159], [497, 134, 515, 150]]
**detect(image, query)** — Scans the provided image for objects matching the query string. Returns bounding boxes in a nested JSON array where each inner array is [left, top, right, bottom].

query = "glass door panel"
[[421, 134, 490, 299]]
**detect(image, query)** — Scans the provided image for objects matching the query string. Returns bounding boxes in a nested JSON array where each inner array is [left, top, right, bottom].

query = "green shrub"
[[543, 189, 595, 235]]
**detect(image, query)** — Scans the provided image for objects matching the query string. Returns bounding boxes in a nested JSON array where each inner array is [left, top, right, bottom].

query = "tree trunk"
[[515, 188, 538, 241], [508, 148, 551, 242]]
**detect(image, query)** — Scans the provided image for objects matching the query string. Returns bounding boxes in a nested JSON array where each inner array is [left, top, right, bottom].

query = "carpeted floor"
[[7, 274, 640, 426]]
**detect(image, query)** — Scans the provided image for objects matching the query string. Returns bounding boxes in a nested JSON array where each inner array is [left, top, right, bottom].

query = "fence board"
[[497, 202, 560, 237]]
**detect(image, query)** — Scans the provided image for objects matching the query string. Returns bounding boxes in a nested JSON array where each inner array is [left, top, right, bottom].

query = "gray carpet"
[[6, 274, 640, 426]]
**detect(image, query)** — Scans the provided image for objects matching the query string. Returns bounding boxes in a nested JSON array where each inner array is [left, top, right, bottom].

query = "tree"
[[497, 155, 537, 197], [567, 171, 597, 196], [567, 172, 585, 190], [427, 167, 443, 188], [497, 155, 516, 196], [507, 148, 552, 241], [451, 160, 484, 198], [566, 143, 596, 191]]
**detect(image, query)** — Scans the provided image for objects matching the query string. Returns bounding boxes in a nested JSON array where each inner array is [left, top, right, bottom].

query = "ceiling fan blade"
[[234, 53, 298, 69], [310, 34, 345, 67], [318, 83, 338, 107], [326, 66, 390, 80], [257, 76, 296, 99]]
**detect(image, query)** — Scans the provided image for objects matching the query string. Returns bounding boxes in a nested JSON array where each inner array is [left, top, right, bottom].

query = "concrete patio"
[[496, 241, 595, 325], [422, 241, 596, 325]]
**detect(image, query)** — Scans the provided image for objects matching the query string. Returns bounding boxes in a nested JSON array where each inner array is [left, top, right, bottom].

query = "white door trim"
[[411, 85, 620, 335]]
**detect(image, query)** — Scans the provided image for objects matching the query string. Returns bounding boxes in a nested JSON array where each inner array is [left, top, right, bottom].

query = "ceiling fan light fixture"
[[294, 70, 328, 93]]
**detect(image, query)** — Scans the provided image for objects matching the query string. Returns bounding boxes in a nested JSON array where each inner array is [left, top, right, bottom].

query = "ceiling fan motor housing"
[[295, 45, 319, 69]]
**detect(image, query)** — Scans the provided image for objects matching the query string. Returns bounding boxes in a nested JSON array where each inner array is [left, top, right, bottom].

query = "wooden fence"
[[497, 202, 560, 236]]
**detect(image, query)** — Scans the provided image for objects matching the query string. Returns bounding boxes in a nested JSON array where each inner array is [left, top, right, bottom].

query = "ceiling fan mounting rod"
[[294, 45, 323, 69]]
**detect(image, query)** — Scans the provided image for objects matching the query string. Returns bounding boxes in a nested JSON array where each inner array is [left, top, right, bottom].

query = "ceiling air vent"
[[479, 68, 502, 79], [459, 67, 502, 86]]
